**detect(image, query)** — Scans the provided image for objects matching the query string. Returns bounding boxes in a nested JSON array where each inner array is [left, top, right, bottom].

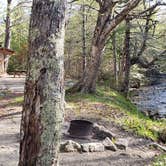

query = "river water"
[[132, 77, 166, 119]]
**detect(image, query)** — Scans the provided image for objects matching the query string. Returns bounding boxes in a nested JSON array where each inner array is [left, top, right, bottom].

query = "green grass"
[[66, 86, 166, 141], [12, 96, 24, 105], [5, 96, 24, 107], [2, 86, 165, 141], [0, 90, 24, 106], [153, 154, 166, 166]]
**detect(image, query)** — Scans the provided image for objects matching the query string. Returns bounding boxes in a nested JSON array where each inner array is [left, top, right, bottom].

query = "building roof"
[[0, 48, 15, 55]]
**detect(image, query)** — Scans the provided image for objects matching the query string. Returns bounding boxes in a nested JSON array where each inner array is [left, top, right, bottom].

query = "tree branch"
[[103, 0, 142, 40]]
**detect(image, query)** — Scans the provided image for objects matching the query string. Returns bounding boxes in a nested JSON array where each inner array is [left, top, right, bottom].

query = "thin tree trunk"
[[120, 18, 131, 97], [81, 0, 87, 73], [18, 0, 66, 165], [111, 30, 118, 89], [4, 0, 12, 73], [66, 42, 72, 77], [68, 44, 104, 93], [118, 41, 126, 91]]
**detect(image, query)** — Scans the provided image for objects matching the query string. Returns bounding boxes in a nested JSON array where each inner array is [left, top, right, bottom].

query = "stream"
[[132, 75, 166, 119]]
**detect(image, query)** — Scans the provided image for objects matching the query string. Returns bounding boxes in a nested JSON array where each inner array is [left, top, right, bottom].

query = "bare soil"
[[60, 118, 160, 166]]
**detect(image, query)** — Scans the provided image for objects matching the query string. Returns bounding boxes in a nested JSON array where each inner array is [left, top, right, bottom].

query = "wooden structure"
[[0, 47, 14, 74]]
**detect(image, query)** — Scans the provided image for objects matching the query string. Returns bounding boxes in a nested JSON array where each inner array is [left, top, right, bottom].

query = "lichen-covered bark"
[[18, 0, 66, 165]]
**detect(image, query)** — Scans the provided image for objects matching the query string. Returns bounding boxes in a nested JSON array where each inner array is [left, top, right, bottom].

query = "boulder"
[[81, 143, 105, 152], [60, 140, 81, 152], [93, 123, 116, 140], [81, 143, 89, 152], [102, 137, 117, 151], [115, 138, 128, 150], [130, 78, 141, 89]]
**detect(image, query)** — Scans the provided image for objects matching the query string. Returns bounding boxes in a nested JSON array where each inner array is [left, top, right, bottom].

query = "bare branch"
[[103, 0, 142, 40]]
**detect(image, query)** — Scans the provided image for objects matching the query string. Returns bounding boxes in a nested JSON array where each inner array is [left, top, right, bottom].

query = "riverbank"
[[131, 76, 166, 119]]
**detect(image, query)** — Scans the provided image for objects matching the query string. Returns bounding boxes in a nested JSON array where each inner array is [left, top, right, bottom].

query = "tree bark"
[[81, 0, 87, 73], [111, 30, 118, 89], [4, 0, 12, 73], [18, 0, 66, 165], [68, 0, 141, 93], [119, 18, 131, 97]]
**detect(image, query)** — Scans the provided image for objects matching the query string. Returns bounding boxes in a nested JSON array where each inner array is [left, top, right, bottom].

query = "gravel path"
[[0, 114, 20, 166], [0, 75, 25, 93]]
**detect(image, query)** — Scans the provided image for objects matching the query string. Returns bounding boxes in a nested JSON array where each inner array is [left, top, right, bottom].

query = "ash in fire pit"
[[68, 120, 93, 139]]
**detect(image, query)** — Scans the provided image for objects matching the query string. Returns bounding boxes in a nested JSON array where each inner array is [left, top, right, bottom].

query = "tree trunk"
[[68, 43, 104, 93], [18, 0, 66, 165], [119, 18, 131, 97], [68, 0, 141, 94], [4, 0, 12, 73], [111, 30, 118, 89], [81, 0, 87, 73], [118, 48, 125, 89]]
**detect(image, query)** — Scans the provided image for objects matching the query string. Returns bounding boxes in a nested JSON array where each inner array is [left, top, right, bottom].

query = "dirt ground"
[[60, 121, 160, 166], [0, 76, 162, 166], [0, 94, 160, 166], [0, 75, 25, 93]]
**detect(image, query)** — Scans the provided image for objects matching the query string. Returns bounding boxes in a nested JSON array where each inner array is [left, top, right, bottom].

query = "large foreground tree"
[[18, 0, 66, 165], [69, 0, 141, 93]]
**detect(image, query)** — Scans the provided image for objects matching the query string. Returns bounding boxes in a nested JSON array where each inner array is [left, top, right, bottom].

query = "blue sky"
[[0, 0, 166, 10], [0, 0, 165, 17]]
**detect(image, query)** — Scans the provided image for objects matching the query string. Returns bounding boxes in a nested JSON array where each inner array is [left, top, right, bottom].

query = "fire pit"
[[68, 120, 93, 139]]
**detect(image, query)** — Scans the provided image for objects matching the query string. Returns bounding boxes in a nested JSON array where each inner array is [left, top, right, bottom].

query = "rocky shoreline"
[[131, 75, 166, 119]]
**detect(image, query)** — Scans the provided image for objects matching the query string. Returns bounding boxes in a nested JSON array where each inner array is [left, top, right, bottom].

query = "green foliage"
[[0, 90, 23, 106], [0, 2, 29, 72], [159, 128, 166, 143], [8, 6, 29, 72], [153, 154, 166, 166], [64, 1, 97, 77], [12, 96, 24, 104]]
